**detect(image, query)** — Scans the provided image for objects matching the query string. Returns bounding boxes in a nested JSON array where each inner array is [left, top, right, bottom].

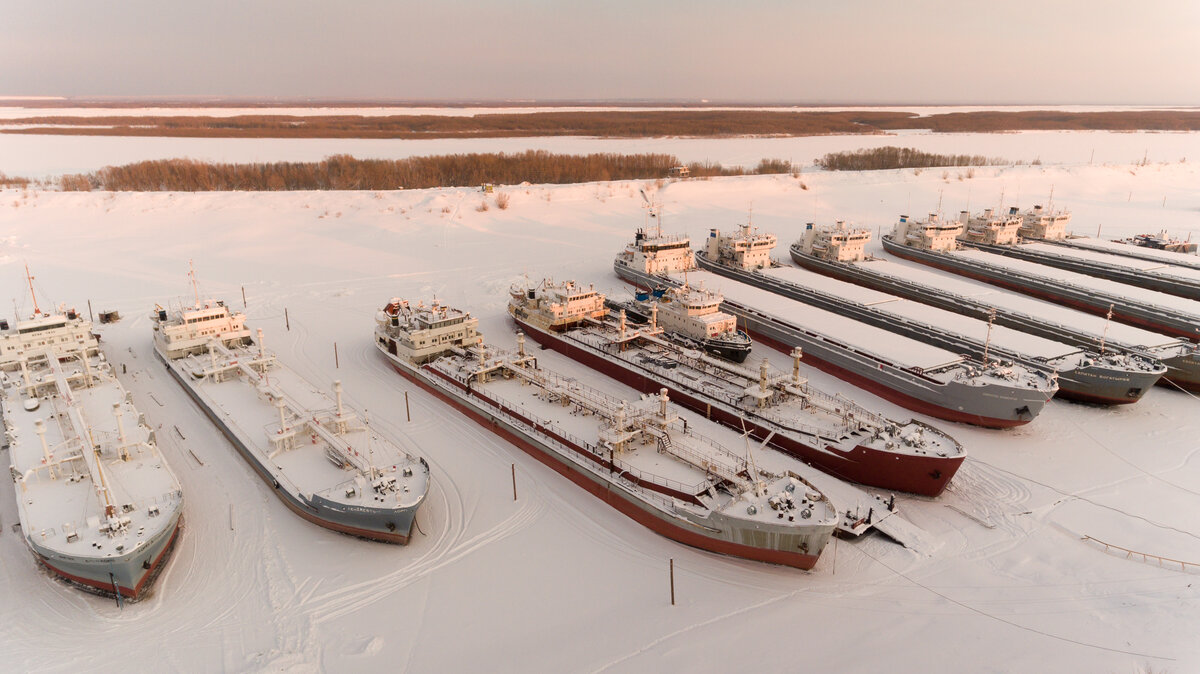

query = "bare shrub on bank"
[[57, 151, 801, 192], [815, 147, 1011, 171]]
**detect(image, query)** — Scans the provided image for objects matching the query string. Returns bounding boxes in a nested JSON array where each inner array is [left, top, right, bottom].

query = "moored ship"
[[375, 297, 838, 569], [954, 207, 1200, 302], [616, 223, 1057, 428], [788, 223, 1165, 404], [604, 283, 752, 363], [2, 278, 182, 601], [509, 277, 965, 497], [153, 283, 429, 544], [791, 223, 1198, 391], [883, 213, 1200, 342]]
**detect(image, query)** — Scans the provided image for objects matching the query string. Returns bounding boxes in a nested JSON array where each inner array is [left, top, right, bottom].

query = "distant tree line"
[[57, 152, 799, 191], [7, 110, 1200, 140], [815, 147, 1010, 171]]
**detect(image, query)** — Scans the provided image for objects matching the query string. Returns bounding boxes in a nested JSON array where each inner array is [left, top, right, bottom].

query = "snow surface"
[[765, 265, 1077, 360], [679, 269, 962, 370], [1022, 241, 1200, 282], [954, 248, 1200, 315], [1, 141, 1199, 673], [1062, 237, 1200, 265], [858, 258, 1182, 350]]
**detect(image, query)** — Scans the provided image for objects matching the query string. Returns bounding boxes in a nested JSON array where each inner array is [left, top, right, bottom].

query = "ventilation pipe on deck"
[[276, 396, 288, 433], [35, 418, 54, 480], [256, 328, 265, 360], [791, 347, 803, 385]]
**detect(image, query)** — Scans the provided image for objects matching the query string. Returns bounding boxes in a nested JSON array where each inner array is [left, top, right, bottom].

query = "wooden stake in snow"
[[241, 285, 247, 308], [87, 299, 93, 322], [511, 464, 518, 501], [285, 307, 290, 331], [670, 558, 675, 606], [229, 504, 234, 531], [405, 391, 411, 422], [334, 342, 339, 369]]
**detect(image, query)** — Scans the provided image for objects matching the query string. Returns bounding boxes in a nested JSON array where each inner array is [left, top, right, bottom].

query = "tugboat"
[[617, 222, 1058, 428], [375, 297, 838, 569], [604, 283, 752, 363], [2, 268, 182, 601], [154, 267, 429, 544], [509, 277, 966, 497]]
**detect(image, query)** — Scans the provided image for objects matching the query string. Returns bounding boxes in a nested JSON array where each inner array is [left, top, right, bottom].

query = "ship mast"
[[188, 259, 201, 306], [24, 263, 41, 316], [1099, 304, 1113, 355], [981, 308, 997, 366]]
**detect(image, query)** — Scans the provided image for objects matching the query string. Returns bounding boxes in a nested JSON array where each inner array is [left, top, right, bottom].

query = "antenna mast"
[[188, 259, 201, 306], [24, 263, 41, 316]]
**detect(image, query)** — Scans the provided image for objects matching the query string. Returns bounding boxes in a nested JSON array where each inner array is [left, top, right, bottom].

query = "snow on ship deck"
[[2, 359, 180, 556], [951, 248, 1200, 315], [859, 257, 1181, 349], [1059, 237, 1200, 267], [765, 265, 1081, 360], [430, 356, 837, 527], [664, 270, 963, 371], [175, 348, 426, 507], [564, 324, 964, 460], [1020, 242, 1200, 282]]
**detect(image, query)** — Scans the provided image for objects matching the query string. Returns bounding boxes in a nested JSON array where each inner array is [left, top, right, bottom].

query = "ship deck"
[[3, 358, 180, 557], [426, 354, 836, 527], [1022, 241, 1200, 281], [951, 248, 1200, 316], [563, 323, 963, 459], [176, 348, 426, 509], [765, 265, 1081, 361], [859, 257, 1182, 350], [478, 375, 709, 488], [1058, 236, 1200, 267], [666, 270, 964, 371]]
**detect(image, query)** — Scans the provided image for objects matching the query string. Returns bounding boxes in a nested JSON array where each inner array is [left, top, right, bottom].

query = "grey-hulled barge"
[[783, 222, 1165, 403], [3, 283, 182, 601], [508, 277, 965, 497], [374, 298, 838, 569], [882, 213, 1200, 342], [615, 224, 1058, 428], [154, 294, 429, 544], [790, 222, 1200, 392], [953, 205, 1200, 301]]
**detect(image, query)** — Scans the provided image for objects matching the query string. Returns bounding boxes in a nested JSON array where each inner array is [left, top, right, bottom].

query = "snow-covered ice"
[[1, 140, 1199, 673]]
